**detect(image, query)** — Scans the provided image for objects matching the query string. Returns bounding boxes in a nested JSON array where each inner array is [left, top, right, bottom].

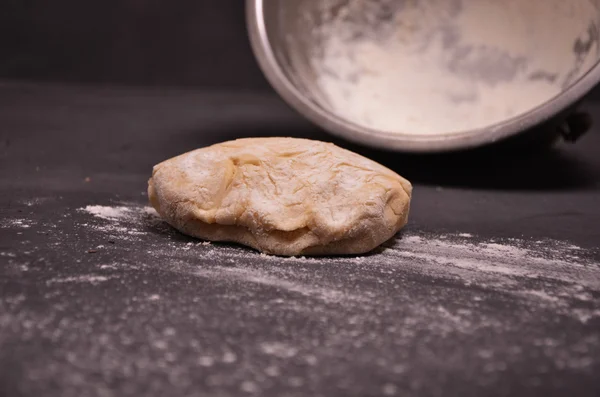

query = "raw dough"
[[148, 138, 412, 256]]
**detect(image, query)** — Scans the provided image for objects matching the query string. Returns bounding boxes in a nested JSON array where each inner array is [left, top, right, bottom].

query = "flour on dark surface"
[[1, 199, 600, 397]]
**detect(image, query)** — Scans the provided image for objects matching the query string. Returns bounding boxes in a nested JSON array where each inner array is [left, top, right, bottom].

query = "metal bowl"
[[247, 0, 600, 153]]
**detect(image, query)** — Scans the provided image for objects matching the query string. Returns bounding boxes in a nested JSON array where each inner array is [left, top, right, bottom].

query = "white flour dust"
[[20, 198, 50, 207], [306, 0, 599, 134], [4, 200, 599, 388], [83, 205, 138, 221], [2, 219, 35, 229], [8, 202, 597, 318], [78, 205, 158, 239], [46, 275, 114, 285], [385, 234, 599, 288], [76, 204, 599, 282]]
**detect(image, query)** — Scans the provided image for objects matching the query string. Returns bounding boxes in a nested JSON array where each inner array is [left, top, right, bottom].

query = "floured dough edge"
[[148, 139, 412, 256], [149, 182, 410, 256]]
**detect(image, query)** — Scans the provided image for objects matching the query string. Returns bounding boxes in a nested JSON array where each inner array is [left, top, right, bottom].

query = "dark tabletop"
[[1, 81, 599, 397]]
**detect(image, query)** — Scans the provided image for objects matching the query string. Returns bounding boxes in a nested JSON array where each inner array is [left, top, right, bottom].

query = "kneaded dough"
[[148, 137, 412, 256]]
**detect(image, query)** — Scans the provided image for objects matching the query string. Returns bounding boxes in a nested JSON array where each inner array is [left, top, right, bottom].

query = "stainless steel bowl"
[[247, 0, 600, 152]]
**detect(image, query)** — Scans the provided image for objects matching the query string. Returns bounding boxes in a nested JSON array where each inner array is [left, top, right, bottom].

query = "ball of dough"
[[148, 138, 412, 256]]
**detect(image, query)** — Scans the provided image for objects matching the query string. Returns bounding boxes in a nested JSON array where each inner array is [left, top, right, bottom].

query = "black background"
[[0, 0, 269, 89]]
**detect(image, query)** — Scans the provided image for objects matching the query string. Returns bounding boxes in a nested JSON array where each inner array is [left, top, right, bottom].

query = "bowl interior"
[[262, 0, 600, 137]]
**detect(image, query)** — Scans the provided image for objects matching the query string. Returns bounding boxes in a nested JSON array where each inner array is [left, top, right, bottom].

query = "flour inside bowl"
[[307, 0, 599, 135]]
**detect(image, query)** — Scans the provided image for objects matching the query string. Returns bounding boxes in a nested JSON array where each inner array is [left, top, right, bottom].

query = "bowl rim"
[[246, 0, 600, 153]]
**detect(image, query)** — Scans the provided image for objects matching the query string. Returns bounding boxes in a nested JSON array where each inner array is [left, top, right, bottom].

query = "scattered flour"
[[78, 205, 160, 240], [260, 342, 299, 358], [7, 202, 599, 327], [46, 275, 113, 285], [2, 219, 34, 229], [383, 233, 599, 289], [3, 201, 600, 389], [82, 205, 137, 221], [20, 198, 50, 207], [191, 265, 358, 305], [304, 0, 599, 134]]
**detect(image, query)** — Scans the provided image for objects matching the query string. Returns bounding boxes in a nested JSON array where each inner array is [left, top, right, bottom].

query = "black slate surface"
[[1, 81, 600, 397]]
